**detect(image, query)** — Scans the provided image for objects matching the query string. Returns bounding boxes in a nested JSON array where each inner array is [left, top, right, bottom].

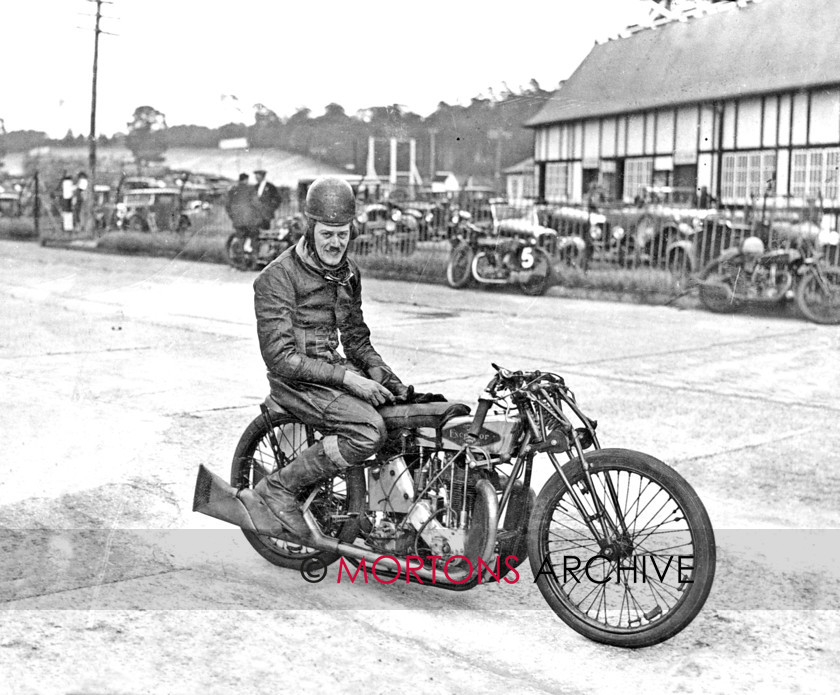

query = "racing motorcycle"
[[698, 222, 840, 324], [193, 363, 716, 648], [226, 214, 305, 271], [446, 217, 556, 296]]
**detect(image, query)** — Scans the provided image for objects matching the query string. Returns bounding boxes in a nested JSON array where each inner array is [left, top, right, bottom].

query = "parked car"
[[539, 205, 596, 267], [542, 187, 718, 273], [0, 191, 23, 218], [400, 201, 449, 241], [602, 187, 718, 272], [353, 203, 419, 255], [113, 188, 211, 233]]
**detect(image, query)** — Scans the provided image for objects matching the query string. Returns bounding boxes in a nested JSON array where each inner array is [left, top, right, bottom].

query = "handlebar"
[[486, 363, 565, 396]]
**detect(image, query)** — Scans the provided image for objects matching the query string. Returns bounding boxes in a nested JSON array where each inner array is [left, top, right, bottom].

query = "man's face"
[[313, 221, 350, 266]]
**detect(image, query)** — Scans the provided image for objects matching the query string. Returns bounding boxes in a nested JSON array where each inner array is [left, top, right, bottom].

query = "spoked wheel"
[[528, 448, 716, 648], [226, 234, 252, 271], [795, 266, 840, 324], [230, 411, 365, 570], [446, 242, 475, 288], [698, 257, 742, 313], [519, 248, 552, 296]]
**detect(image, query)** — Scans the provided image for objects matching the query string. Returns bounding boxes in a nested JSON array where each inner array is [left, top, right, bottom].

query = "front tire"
[[527, 448, 716, 648], [230, 411, 365, 570], [795, 266, 840, 324], [446, 243, 475, 288]]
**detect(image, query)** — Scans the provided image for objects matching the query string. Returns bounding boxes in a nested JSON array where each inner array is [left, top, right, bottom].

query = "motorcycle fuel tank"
[[415, 414, 522, 455]]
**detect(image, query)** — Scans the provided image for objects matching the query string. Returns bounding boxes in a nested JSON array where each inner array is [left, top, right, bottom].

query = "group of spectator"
[[225, 169, 281, 253], [58, 171, 89, 232]]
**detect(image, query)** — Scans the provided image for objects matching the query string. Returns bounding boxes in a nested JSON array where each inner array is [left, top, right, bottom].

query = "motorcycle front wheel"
[[519, 247, 552, 296], [528, 448, 716, 648], [230, 411, 365, 570], [446, 243, 475, 288], [795, 265, 840, 324]]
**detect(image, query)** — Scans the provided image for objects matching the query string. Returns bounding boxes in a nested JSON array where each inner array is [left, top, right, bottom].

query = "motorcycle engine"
[[364, 447, 497, 561], [751, 263, 793, 299]]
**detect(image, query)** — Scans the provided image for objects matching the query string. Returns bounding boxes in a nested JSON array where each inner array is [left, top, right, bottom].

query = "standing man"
[[225, 173, 261, 253], [238, 176, 410, 539], [59, 172, 75, 232], [254, 169, 281, 233], [73, 171, 89, 231]]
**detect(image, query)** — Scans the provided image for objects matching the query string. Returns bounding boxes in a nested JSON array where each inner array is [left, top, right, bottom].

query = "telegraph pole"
[[86, 0, 112, 233]]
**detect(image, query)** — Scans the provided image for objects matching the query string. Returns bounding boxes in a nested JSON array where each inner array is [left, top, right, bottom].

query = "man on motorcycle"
[[238, 176, 411, 539]]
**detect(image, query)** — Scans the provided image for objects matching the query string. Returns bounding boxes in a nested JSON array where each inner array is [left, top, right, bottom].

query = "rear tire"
[[230, 411, 365, 570], [698, 257, 741, 313], [519, 248, 552, 296], [528, 448, 716, 648], [226, 234, 251, 271]]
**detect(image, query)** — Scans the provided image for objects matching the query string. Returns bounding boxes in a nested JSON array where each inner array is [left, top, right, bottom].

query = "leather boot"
[[238, 441, 339, 540]]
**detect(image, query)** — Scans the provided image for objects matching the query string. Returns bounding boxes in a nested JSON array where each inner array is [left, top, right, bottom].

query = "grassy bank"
[[0, 217, 38, 240], [95, 230, 228, 264], [73, 229, 691, 304]]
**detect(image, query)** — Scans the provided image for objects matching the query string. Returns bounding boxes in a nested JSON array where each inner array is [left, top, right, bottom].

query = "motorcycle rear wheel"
[[230, 411, 365, 570], [226, 234, 252, 271], [528, 448, 715, 648], [519, 248, 552, 296], [446, 243, 474, 288], [698, 258, 741, 313], [795, 266, 840, 324]]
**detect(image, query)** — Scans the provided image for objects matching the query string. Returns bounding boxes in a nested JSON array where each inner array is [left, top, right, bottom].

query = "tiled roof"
[[528, 0, 840, 126], [503, 157, 534, 174]]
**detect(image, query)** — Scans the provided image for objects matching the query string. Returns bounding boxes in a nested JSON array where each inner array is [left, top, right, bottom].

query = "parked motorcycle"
[[446, 218, 556, 296], [193, 363, 716, 648], [226, 215, 305, 272], [698, 223, 840, 324]]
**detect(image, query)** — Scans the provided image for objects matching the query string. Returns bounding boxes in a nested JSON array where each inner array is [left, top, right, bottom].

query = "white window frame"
[[721, 150, 777, 204], [623, 158, 653, 202], [790, 147, 840, 203], [544, 162, 571, 203]]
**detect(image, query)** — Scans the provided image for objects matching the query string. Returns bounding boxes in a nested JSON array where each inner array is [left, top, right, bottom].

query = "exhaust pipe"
[[192, 464, 259, 531], [194, 466, 474, 585]]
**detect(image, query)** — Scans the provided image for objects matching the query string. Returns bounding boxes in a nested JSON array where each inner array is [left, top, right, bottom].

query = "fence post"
[[33, 171, 40, 239]]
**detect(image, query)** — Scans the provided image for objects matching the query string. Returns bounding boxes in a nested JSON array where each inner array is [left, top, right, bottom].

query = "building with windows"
[[503, 157, 536, 202], [527, 0, 840, 209]]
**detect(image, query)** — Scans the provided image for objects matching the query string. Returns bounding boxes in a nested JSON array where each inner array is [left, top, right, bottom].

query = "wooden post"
[[87, 0, 104, 235]]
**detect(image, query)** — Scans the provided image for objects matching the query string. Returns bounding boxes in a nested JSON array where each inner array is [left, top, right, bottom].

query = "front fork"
[[545, 437, 629, 551]]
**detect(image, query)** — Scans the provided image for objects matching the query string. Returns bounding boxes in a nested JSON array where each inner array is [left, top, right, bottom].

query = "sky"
[[1, 0, 647, 138]]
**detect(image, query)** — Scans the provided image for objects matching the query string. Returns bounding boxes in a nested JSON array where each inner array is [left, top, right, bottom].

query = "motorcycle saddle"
[[263, 395, 471, 431], [377, 401, 471, 432]]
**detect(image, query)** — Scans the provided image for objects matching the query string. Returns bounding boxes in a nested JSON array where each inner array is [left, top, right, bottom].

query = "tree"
[[323, 102, 347, 120], [250, 103, 282, 147], [125, 105, 168, 171]]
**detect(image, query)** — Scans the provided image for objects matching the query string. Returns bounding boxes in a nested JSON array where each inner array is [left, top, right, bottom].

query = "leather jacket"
[[253, 238, 405, 396]]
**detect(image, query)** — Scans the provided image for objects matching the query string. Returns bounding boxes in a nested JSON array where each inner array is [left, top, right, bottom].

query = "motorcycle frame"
[[284, 368, 631, 586]]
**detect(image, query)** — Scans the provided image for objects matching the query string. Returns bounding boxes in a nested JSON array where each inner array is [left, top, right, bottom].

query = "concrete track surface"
[[0, 240, 838, 694]]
